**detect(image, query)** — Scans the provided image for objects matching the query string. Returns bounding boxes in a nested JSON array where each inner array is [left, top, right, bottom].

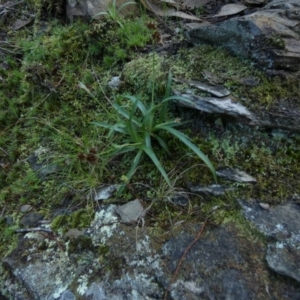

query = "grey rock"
[[108, 76, 121, 90], [27, 153, 58, 180], [84, 283, 107, 300], [59, 290, 76, 300], [186, 0, 300, 73], [173, 78, 231, 98], [239, 199, 300, 283], [238, 200, 300, 239], [265, 0, 300, 9], [217, 167, 257, 183], [266, 241, 300, 283], [20, 213, 44, 227], [189, 184, 233, 196], [94, 185, 118, 201], [64, 228, 85, 239], [20, 205, 32, 213], [3, 205, 300, 299], [3, 237, 77, 300], [163, 228, 243, 271], [173, 90, 257, 124], [116, 199, 144, 223], [205, 269, 253, 300], [167, 191, 189, 207], [5, 216, 14, 225]]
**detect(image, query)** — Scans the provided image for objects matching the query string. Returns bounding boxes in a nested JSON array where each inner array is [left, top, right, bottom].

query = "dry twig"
[[163, 217, 209, 300]]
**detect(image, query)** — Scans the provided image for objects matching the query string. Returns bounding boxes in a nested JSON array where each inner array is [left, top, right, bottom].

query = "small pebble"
[[20, 204, 32, 213], [259, 203, 270, 210]]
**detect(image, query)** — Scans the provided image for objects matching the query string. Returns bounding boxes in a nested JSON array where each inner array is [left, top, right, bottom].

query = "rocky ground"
[[0, 0, 300, 299]]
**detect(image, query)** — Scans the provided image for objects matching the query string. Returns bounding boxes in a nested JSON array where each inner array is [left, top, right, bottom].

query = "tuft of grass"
[[81, 72, 216, 194]]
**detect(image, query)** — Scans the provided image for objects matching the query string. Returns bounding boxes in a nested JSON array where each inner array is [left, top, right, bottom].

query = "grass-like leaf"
[[85, 72, 216, 195], [157, 125, 217, 182], [142, 145, 171, 186]]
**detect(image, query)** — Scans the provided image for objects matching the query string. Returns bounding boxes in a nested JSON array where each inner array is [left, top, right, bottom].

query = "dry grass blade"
[[210, 3, 247, 18]]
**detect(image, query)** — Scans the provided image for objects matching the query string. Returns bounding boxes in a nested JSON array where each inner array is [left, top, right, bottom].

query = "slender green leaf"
[[112, 142, 142, 149], [145, 132, 151, 148], [118, 1, 136, 13], [153, 120, 184, 131], [142, 145, 171, 186], [112, 103, 141, 126], [92, 122, 128, 137], [91, 121, 111, 129], [107, 146, 134, 157], [144, 101, 154, 132], [126, 149, 143, 179], [158, 125, 217, 182], [124, 95, 147, 116], [152, 134, 170, 154], [116, 148, 143, 197], [164, 71, 172, 99], [92, 12, 108, 19], [112, 102, 130, 119], [159, 72, 172, 123], [127, 98, 141, 142]]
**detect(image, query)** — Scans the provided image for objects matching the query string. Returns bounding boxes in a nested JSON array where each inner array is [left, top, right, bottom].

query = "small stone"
[[20, 205, 32, 213], [94, 185, 118, 201], [59, 289, 76, 300], [5, 216, 14, 226], [116, 199, 144, 223], [64, 228, 84, 239], [189, 184, 232, 196], [168, 192, 189, 206], [20, 213, 44, 227], [108, 76, 121, 90], [259, 203, 270, 210], [217, 167, 256, 183]]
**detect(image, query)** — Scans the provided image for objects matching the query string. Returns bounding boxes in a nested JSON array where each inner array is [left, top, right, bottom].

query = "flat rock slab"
[[217, 167, 256, 183], [239, 199, 300, 283], [267, 241, 300, 283], [3, 205, 300, 299], [174, 90, 257, 124], [116, 199, 144, 223], [238, 200, 300, 239], [189, 184, 232, 196]]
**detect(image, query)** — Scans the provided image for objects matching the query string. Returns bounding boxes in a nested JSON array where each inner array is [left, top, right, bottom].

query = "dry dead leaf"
[[181, 0, 210, 9], [141, 0, 202, 21], [12, 18, 33, 31], [211, 3, 247, 18], [159, 0, 178, 7]]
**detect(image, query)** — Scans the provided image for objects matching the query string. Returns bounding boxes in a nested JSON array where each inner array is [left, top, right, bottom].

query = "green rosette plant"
[[81, 72, 216, 194]]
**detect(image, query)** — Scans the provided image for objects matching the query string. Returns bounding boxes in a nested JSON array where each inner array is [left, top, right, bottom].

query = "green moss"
[[51, 208, 94, 232], [68, 235, 94, 253], [97, 244, 110, 263], [268, 34, 285, 49], [117, 17, 155, 48], [122, 53, 166, 94]]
